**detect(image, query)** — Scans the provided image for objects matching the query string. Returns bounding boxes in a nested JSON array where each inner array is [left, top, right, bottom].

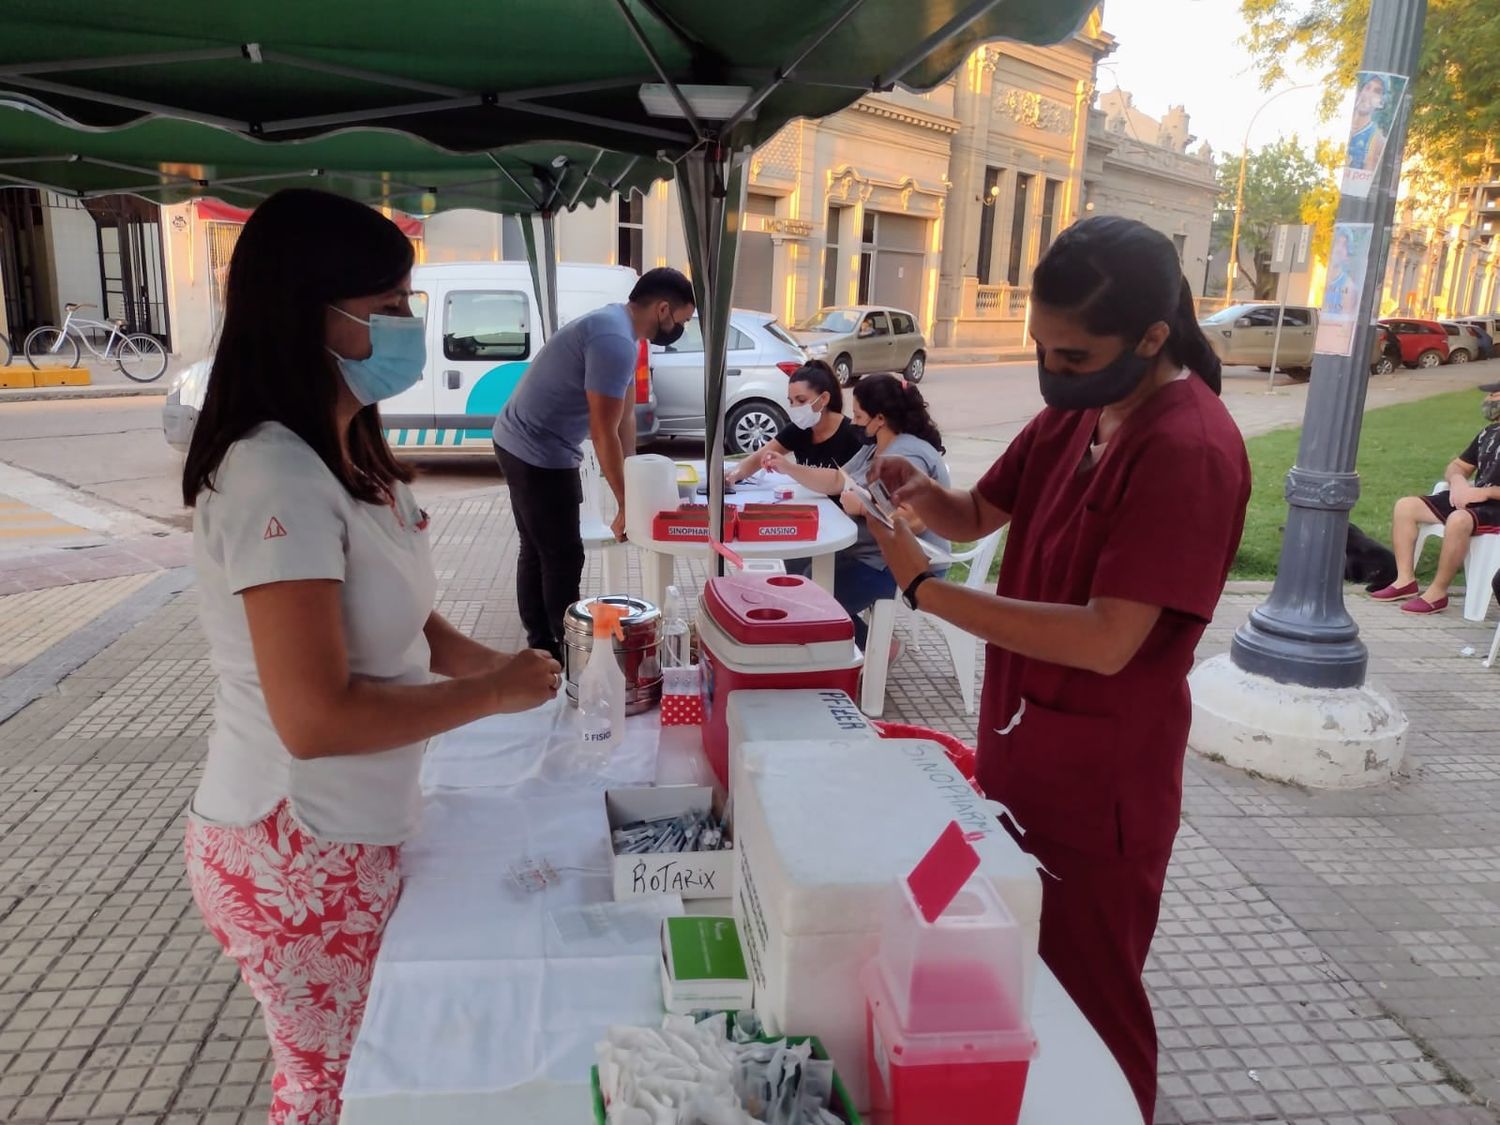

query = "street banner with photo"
[[1314, 222, 1374, 356], [1339, 71, 1407, 199]]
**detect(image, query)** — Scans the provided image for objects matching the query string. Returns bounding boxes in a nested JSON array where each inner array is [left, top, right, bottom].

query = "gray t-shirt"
[[840, 432, 951, 569], [492, 303, 638, 469]]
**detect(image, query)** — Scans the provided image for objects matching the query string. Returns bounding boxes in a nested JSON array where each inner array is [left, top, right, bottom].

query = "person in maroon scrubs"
[[869, 216, 1250, 1122]]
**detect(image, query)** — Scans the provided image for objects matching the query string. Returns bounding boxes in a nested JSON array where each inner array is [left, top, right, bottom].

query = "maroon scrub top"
[[975, 375, 1250, 858]]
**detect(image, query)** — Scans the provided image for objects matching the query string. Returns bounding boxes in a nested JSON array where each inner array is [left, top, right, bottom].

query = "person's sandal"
[[1370, 581, 1418, 601], [1400, 595, 1448, 615]]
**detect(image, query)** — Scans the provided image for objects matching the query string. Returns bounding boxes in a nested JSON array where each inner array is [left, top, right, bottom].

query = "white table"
[[628, 469, 858, 608], [341, 702, 1143, 1125]]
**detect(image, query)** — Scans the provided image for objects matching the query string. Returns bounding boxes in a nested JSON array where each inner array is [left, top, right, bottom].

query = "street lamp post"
[[1202, 252, 1214, 297], [1191, 0, 1428, 791], [1225, 83, 1319, 306]]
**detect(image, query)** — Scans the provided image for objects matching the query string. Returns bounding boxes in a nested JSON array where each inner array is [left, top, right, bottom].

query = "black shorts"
[[1422, 492, 1500, 533]]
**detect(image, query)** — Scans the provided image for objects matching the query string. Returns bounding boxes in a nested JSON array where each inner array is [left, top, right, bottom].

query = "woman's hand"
[[868, 515, 931, 590], [489, 649, 563, 713], [761, 449, 790, 475], [874, 457, 940, 512], [840, 488, 867, 517]]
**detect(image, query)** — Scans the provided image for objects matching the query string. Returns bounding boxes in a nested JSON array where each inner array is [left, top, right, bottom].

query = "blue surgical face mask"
[[328, 306, 426, 405]]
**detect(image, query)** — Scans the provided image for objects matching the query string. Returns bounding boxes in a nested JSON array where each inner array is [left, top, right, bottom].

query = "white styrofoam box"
[[725, 689, 878, 788], [604, 786, 734, 901], [731, 738, 1043, 1111]]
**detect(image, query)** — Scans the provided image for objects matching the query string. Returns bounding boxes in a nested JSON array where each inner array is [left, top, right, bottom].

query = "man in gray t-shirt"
[[493, 268, 694, 657]]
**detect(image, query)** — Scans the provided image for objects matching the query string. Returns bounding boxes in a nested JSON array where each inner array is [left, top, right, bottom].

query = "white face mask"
[[787, 401, 822, 430]]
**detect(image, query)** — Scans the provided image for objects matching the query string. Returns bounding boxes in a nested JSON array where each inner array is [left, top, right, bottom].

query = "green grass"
[[950, 389, 1484, 586], [1233, 389, 1483, 581]]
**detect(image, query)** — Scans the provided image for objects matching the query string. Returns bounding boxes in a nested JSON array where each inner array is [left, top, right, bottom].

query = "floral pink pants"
[[184, 803, 402, 1125]]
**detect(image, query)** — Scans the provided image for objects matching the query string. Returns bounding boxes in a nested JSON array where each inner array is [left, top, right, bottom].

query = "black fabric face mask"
[[1036, 344, 1152, 410], [652, 311, 686, 348]]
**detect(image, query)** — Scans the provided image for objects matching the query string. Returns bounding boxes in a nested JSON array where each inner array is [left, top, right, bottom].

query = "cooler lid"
[[702, 574, 854, 646]]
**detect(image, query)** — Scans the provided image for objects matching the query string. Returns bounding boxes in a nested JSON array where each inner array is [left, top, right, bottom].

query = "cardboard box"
[[660, 915, 754, 1014], [0, 365, 37, 390], [32, 366, 91, 387], [652, 504, 721, 542], [604, 786, 735, 901], [733, 503, 819, 542]]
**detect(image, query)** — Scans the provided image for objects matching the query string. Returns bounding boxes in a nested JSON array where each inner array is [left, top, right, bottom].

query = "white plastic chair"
[[1411, 481, 1500, 622], [1486, 616, 1500, 670], [579, 440, 629, 596], [859, 528, 1007, 718]]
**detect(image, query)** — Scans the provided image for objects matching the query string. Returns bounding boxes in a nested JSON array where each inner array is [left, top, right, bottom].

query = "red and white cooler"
[[697, 573, 863, 787]]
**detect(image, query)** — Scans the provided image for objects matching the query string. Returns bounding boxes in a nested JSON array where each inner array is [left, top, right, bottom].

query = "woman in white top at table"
[[763, 373, 950, 649], [179, 189, 561, 1125]]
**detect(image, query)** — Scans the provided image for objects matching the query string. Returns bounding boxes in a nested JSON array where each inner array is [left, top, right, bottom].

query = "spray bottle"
[[576, 600, 629, 770]]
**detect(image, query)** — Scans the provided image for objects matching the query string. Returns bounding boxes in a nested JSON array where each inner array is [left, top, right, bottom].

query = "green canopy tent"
[[0, 0, 1098, 558]]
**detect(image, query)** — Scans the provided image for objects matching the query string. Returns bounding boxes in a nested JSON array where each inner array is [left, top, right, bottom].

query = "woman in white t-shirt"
[[180, 189, 561, 1125]]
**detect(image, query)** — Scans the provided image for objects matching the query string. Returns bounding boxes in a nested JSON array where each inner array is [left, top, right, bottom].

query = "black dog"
[[1345, 522, 1399, 592]]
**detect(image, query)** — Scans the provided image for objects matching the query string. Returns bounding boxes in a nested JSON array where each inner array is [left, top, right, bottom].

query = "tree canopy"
[[1213, 137, 1324, 299], [1240, 0, 1500, 180]]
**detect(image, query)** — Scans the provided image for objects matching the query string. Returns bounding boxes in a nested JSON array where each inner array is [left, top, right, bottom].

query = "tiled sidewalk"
[[0, 487, 1497, 1124]]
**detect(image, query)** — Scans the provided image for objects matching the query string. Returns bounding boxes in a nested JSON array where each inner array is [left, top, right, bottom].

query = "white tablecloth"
[[341, 701, 1143, 1125]]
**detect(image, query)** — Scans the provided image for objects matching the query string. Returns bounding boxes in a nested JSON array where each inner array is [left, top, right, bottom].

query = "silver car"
[[1439, 321, 1482, 364], [650, 310, 808, 454], [791, 305, 928, 385]]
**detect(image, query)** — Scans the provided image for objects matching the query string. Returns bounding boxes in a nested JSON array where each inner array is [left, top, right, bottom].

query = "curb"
[[0, 384, 170, 404], [930, 350, 1032, 365], [0, 566, 195, 725]]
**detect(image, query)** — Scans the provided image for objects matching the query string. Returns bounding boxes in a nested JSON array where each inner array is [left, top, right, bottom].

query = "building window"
[[976, 166, 1002, 284], [1038, 179, 1061, 257], [1172, 233, 1187, 262], [1006, 173, 1033, 287], [822, 205, 842, 308], [617, 192, 644, 271], [858, 210, 876, 304]]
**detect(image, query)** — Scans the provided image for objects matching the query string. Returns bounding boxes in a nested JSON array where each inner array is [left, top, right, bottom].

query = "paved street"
[[1, 362, 1499, 1125]]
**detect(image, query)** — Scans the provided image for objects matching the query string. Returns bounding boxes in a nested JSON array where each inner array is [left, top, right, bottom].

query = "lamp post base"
[[1188, 654, 1407, 789]]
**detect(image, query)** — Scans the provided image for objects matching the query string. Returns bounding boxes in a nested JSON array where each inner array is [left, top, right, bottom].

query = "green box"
[[590, 1028, 863, 1124], [661, 916, 754, 1014]]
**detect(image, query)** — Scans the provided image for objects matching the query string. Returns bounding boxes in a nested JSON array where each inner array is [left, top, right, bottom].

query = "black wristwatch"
[[903, 571, 937, 610]]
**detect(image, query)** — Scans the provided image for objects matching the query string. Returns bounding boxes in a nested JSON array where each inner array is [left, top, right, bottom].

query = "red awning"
[[192, 197, 423, 238]]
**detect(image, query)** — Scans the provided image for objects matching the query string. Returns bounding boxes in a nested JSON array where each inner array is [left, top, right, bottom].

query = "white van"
[[163, 260, 643, 453]]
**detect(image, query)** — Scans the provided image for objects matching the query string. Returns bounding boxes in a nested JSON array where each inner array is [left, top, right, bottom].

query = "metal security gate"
[[0, 188, 47, 339], [84, 195, 171, 347], [206, 221, 242, 340]]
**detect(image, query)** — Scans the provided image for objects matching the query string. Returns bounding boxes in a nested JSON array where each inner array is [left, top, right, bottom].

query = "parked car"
[[164, 260, 656, 453], [1454, 316, 1496, 359], [791, 305, 928, 385], [1439, 321, 1484, 364], [1379, 318, 1450, 368], [650, 309, 807, 453], [1198, 303, 1317, 373], [1457, 315, 1500, 340]]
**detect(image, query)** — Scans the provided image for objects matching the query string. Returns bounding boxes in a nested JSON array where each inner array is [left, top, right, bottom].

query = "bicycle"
[[24, 303, 169, 382]]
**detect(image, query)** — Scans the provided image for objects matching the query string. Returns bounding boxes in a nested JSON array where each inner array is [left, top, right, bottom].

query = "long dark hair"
[[182, 188, 416, 507], [853, 373, 944, 453], [1031, 215, 1222, 394], [789, 359, 843, 415]]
